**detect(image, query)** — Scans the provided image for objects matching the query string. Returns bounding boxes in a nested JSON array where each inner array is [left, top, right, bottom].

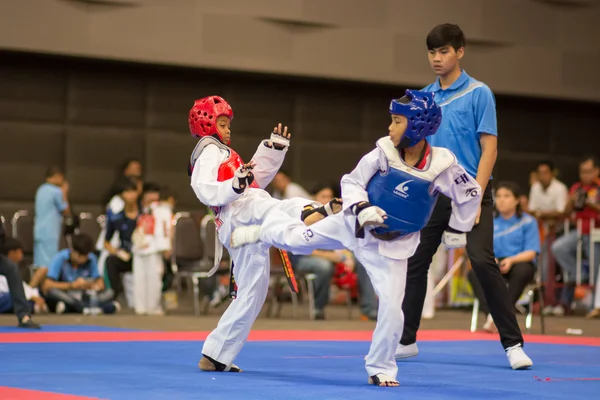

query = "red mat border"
[[0, 330, 598, 346], [0, 386, 101, 399]]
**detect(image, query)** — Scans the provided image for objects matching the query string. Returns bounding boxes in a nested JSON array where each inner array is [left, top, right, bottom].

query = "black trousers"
[[468, 261, 536, 315], [105, 255, 132, 299], [0, 254, 31, 320], [400, 184, 524, 349]]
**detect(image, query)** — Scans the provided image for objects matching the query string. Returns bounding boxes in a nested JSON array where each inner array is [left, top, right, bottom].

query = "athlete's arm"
[[340, 148, 382, 212], [190, 145, 242, 207], [432, 162, 482, 233]]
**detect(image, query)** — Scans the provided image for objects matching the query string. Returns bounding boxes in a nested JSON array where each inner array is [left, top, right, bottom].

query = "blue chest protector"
[[366, 167, 438, 238]]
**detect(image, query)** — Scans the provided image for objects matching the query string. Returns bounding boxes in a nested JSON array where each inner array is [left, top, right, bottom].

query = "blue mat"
[[0, 325, 143, 333], [1, 341, 599, 399]]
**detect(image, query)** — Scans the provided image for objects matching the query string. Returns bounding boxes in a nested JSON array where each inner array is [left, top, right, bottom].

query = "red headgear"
[[188, 96, 234, 144]]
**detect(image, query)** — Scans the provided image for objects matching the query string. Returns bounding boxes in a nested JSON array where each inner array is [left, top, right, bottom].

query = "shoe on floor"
[[18, 316, 41, 329], [506, 344, 533, 370], [395, 343, 419, 360]]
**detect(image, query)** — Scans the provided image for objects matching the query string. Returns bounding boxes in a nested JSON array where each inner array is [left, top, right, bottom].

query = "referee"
[[396, 24, 532, 369]]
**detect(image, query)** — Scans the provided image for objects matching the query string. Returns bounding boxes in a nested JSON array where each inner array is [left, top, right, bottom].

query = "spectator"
[[529, 161, 568, 227], [528, 160, 568, 290], [42, 234, 118, 314], [551, 155, 600, 315], [468, 182, 540, 332], [271, 170, 311, 200], [102, 159, 143, 207], [287, 182, 337, 319], [104, 178, 140, 302], [140, 182, 161, 212], [0, 226, 42, 328], [96, 175, 143, 277], [310, 181, 378, 321], [31, 166, 70, 288], [0, 238, 47, 315], [131, 186, 175, 315]]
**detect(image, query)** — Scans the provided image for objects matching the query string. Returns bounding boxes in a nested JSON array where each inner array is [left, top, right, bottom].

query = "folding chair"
[[11, 210, 35, 279], [470, 267, 545, 334], [170, 212, 205, 315], [191, 214, 232, 316], [77, 212, 101, 245], [266, 248, 300, 319]]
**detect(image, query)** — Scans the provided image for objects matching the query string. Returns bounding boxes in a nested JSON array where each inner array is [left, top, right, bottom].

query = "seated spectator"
[[551, 155, 600, 316], [140, 182, 161, 212], [0, 231, 42, 328], [42, 234, 118, 314], [31, 166, 71, 288], [0, 238, 47, 315], [271, 170, 311, 200], [96, 175, 143, 277], [104, 178, 140, 302], [528, 161, 568, 287], [131, 186, 176, 315], [468, 182, 540, 333]]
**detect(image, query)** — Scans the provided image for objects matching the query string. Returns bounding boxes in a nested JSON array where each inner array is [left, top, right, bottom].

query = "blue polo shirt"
[[493, 213, 540, 260], [47, 249, 100, 283], [423, 71, 497, 178]]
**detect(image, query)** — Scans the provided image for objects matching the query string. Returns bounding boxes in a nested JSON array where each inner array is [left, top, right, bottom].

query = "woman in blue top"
[[468, 182, 541, 333]]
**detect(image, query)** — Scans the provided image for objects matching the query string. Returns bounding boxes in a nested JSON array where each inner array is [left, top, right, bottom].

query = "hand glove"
[[264, 124, 291, 150], [353, 202, 387, 229], [268, 132, 290, 150], [232, 164, 255, 194], [442, 228, 466, 249]]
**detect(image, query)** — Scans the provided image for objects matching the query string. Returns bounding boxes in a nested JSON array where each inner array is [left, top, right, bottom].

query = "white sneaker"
[[394, 343, 419, 360], [552, 305, 565, 316], [230, 225, 261, 248], [55, 301, 66, 315], [506, 344, 533, 370]]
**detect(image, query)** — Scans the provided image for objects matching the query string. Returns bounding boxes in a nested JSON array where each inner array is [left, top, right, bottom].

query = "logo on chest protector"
[[393, 180, 413, 198]]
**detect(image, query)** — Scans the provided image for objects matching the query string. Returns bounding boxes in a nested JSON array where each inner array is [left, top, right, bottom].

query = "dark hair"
[[143, 182, 161, 194], [1, 237, 22, 256], [116, 176, 140, 194], [310, 182, 340, 199], [537, 160, 554, 171], [160, 185, 177, 201], [426, 24, 466, 51], [71, 233, 94, 255], [119, 159, 142, 177], [495, 181, 523, 218], [580, 155, 600, 168], [45, 165, 64, 179]]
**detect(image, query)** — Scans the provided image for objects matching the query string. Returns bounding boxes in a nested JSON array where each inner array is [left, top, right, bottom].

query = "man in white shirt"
[[528, 160, 568, 300], [529, 161, 568, 222], [271, 170, 311, 200]]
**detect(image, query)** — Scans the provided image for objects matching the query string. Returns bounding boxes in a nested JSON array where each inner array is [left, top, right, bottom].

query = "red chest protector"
[[217, 148, 259, 189], [189, 136, 258, 215]]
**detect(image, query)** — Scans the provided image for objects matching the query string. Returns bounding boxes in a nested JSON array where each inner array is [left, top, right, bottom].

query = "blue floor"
[[1, 341, 599, 399]]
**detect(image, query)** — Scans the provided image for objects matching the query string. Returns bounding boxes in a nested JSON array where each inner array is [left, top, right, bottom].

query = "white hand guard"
[[357, 205, 387, 229], [232, 164, 255, 194], [442, 230, 466, 249], [265, 132, 290, 150]]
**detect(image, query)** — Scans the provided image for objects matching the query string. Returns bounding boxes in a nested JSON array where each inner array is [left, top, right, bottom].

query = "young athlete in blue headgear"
[[231, 89, 482, 387]]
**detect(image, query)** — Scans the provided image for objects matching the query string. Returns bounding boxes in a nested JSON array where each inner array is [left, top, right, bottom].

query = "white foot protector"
[[230, 225, 261, 248], [368, 373, 400, 387]]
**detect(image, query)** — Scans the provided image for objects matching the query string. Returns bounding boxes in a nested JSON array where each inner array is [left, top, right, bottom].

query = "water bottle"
[[87, 290, 100, 316]]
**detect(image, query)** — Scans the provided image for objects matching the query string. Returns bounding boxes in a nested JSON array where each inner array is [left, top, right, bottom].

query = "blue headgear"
[[389, 89, 442, 148]]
